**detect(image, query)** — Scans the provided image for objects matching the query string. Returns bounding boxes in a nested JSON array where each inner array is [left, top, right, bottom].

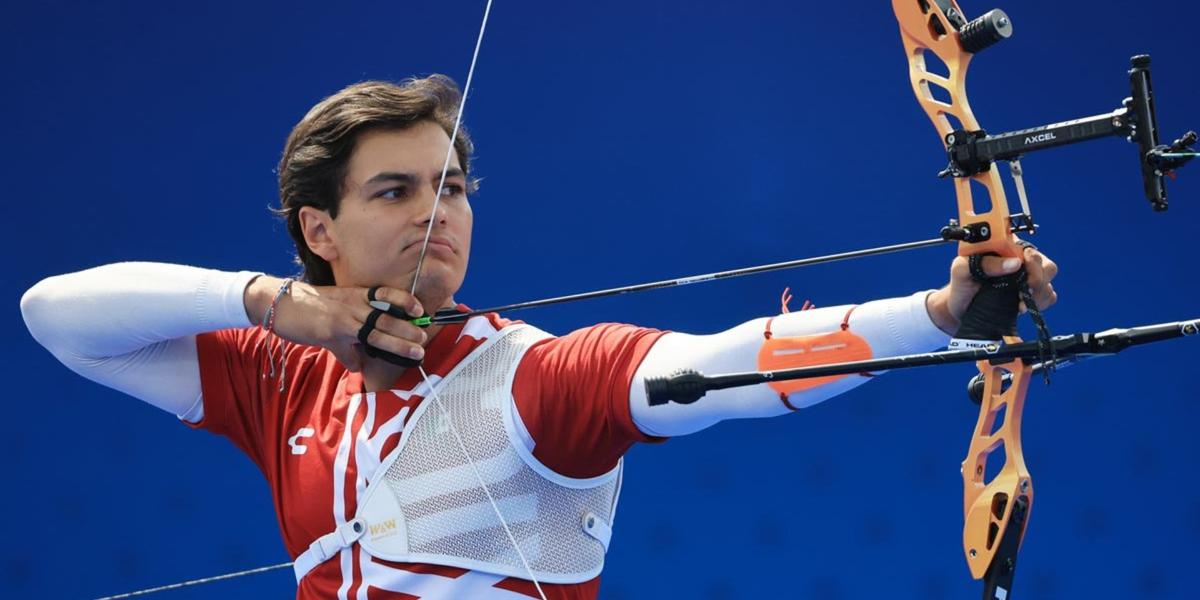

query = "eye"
[[440, 183, 467, 198], [378, 186, 409, 200]]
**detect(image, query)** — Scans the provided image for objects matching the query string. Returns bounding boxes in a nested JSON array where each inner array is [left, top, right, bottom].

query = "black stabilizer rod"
[[645, 319, 1199, 406]]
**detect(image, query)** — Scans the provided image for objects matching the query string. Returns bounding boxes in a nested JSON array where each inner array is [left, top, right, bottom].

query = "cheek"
[[346, 213, 402, 259], [457, 205, 474, 256]]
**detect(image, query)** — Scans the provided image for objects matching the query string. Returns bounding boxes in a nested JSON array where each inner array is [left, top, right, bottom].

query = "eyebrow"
[[364, 168, 466, 187]]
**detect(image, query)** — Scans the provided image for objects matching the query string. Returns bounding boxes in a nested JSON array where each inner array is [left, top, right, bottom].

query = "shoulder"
[[523, 322, 668, 364]]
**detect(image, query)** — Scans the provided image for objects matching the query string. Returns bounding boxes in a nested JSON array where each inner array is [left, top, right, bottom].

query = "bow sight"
[[928, 3, 1196, 212]]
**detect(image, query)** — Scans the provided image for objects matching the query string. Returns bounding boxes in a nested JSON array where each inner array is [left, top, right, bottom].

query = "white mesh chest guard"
[[293, 324, 624, 585]]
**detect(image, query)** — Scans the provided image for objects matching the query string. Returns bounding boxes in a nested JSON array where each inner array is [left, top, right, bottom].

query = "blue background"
[[6, 1, 1198, 598]]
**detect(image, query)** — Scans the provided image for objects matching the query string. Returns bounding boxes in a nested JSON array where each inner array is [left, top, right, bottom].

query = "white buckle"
[[294, 518, 367, 582], [581, 512, 612, 550]]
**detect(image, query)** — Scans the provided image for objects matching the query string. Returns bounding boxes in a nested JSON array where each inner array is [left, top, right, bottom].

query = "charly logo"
[[369, 519, 398, 540], [288, 427, 315, 455]]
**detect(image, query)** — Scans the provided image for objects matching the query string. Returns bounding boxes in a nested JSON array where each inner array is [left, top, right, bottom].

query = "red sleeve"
[[189, 327, 284, 471], [512, 323, 669, 479]]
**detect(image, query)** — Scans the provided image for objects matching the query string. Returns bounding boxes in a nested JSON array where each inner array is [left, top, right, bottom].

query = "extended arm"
[[629, 291, 948, 437]]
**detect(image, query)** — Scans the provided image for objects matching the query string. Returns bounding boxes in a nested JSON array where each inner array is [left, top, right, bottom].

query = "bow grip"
[[955, 257, 1024, 341]]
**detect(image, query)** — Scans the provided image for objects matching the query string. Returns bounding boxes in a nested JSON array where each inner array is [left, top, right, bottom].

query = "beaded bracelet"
[[261, 278, 295, 390], [261, 278, 295, 334]]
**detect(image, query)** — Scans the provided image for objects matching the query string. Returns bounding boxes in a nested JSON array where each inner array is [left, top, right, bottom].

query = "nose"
[[414, 186, 450, 226]]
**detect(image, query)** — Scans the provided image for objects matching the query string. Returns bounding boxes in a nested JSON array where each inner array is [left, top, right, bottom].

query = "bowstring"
[[408, 1, 549, 599], [418, 367, 548, 599], [410, 0, 493, 298]]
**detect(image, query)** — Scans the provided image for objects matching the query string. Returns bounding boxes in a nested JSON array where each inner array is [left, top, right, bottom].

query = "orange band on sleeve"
[[758, 305, 873, 410]]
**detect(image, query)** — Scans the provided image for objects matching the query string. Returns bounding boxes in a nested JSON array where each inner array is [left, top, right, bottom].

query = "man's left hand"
[[926, 245, 1059, 336]]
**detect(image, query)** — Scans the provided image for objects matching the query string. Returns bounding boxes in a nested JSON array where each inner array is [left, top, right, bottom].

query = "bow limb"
[[893, 0, 1034, 594]]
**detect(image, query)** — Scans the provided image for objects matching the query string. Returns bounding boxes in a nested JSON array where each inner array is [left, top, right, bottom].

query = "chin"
[[411, 271, 464, 302]]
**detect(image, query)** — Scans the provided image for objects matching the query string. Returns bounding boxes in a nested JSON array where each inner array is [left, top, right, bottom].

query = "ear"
[[298, 205, 339, 263]]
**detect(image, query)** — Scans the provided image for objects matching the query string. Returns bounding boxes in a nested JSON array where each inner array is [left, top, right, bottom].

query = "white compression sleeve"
[[20, 262, 262, 422], [629, 290, 950, 437]]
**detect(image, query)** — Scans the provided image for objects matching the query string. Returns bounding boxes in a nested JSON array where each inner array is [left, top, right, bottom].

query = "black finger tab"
[[363, 343, 422, 368], [358, 309, 384, 346], [358, 308, 422, 368]]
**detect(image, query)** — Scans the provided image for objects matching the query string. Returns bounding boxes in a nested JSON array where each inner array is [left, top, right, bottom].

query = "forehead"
[[346, 122, 461, 181]]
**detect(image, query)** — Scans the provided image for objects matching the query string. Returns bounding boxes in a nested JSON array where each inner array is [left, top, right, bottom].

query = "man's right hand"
[[244, 276, 427, 372]]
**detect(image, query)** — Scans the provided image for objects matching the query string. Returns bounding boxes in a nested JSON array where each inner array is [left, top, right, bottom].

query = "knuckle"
[[399, 321, 428, 343], [375, 314, 424, 342], [368, 286, 390, 305], [950, 257, 971, 277], [373, 311, 396, 331], [379, 287, 422, 316], [346, 310, 367, 331], [327, 315, 347, 341], [367, 329, 396, 352]]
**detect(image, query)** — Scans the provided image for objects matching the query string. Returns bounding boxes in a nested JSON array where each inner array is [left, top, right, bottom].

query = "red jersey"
[[192, 310, 666, 599]]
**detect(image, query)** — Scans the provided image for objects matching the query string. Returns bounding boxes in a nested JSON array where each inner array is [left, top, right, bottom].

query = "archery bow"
[[894, 3, 1193, 596], [645, 2, 1196, 599]]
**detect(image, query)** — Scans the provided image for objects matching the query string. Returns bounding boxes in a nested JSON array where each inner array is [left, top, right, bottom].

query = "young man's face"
[[324, 121, 473, 306]]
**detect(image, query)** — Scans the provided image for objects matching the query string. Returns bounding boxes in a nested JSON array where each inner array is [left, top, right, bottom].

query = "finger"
[[1033, 283, 1058, 309], [950, 255, 973, 281], [371, 312, 428, 345], [345, 307, 425, 359], [362, 324, 426, 360], [1023, 247, 1059, 282], [1041, 256, 1059, 282], [1021, 284, 1057, 313], [366, 286, 424, 319], [977, 255, 1024, 278], [1022, 249, 1047, 289], [363, 326, 426, 360]]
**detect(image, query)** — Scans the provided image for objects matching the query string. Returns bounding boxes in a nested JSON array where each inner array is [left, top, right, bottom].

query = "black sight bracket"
[[938, 55, 1195, 211]]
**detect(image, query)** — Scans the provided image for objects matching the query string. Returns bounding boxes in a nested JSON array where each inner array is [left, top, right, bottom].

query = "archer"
[[21, 75, 1057, 599]]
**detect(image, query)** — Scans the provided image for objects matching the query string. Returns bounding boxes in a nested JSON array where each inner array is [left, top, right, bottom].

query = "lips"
[[405, 237, 455, 254]]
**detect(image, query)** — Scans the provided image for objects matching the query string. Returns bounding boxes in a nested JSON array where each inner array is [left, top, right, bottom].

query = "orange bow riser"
[[892, 0, 1034, 595]]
